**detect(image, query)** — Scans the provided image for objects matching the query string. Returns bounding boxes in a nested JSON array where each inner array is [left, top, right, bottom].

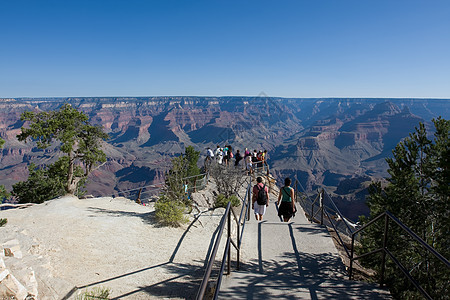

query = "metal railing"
[[349, 210, 450, 300], [196, 177, 252, 300], [293, 177, 357, 259], [292, 176, 449, 299], [113, 172, 209, 204]]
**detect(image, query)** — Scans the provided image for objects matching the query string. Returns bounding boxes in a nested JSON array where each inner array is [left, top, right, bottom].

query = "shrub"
[[12, 163, 65, 203], [0, 185, 9, 200], [76, 287, 111, 300], [155, 196, 189, 227], [0, 218, 7, 227], [209, 164, 246, 198], [214, 194, 241, 208]]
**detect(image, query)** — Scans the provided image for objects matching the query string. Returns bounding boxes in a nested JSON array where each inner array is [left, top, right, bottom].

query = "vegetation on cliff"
[[360, 117, 449, 299], [12, 104, 108, 202], [155, 146, 200, 226], [0, 138, 9, 201]]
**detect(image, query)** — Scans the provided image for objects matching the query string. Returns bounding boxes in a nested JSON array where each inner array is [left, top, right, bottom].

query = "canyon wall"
[[0, 97, 448, 216]]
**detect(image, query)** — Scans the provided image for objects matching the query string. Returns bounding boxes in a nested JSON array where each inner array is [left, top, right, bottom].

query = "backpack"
[[256, 184, 267, 205]]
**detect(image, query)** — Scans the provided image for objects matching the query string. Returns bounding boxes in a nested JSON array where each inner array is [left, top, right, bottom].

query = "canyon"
[[0, 97, 448, 219]]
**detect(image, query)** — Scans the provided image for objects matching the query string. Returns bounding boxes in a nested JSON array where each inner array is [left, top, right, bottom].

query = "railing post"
[[237, 221, 240, 270], [320, 189, 324, 225], [380, 213, 389, 286], [227, 207, 231, 275], [349, 233, 355, 280], [247, 184, 251, 221]]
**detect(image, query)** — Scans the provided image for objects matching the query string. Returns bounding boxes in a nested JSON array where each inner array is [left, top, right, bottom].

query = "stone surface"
[[1, 273, 28, 300]]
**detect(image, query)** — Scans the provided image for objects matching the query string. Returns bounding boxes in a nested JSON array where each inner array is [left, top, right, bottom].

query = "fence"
[[196, 177, 252, 300], [293, 177, 449, 299], [113, 172, 209, 204], [293, 177, 358, 259], [349, 211, 450, 299]]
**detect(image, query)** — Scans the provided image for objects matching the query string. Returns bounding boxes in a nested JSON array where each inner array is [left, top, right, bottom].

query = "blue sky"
[[1, 0, 449, 98]]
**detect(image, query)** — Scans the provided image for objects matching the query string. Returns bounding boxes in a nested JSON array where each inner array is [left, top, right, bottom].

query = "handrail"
[[196, 202, 230, 299], [291, 176, 449, 299], [293, 177, 356, 260], [196, 176, 252, 300], [113, 172, 209, 202], [349, 210, 450, 300]]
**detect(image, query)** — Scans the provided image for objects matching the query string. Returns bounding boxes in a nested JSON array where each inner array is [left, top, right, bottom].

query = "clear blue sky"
[[1, 0, 449, 98]]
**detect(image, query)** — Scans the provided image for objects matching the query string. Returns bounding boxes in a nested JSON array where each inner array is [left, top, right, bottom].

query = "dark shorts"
[[278, 201, 294, 218]]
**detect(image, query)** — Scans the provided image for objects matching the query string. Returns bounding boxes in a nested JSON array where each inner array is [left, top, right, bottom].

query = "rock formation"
[[0, 97, 448, 206]]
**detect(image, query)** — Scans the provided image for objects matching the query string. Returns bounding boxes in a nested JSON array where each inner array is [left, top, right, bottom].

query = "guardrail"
[[113, 172, 209, 204], [196, 177, 252, 300], [292, 176, 449, 299], [349, 211, 450, 300], [293, 177, 357, 259]]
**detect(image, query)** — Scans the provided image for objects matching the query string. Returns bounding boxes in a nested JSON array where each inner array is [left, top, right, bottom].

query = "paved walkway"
[[219, 192, 391, 299]]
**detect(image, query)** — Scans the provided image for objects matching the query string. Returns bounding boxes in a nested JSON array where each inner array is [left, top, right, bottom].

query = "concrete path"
[[219, 193, 391, 299]]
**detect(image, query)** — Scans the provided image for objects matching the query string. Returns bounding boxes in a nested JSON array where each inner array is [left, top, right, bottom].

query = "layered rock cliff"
[[0, 97, 448, 211]]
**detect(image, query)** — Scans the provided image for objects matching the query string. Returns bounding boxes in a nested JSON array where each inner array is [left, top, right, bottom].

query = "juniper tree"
[[16, 104, 108, 195], [155, 146, 201, 226], [360, 117, 449, 299]]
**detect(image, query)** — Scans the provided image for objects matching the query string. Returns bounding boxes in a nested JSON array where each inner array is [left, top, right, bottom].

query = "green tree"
[[0, 185, 9, 202], [12, 163, 64, 204], [17, 104, 108, 195], [12, 157, 86, 203], [0, 137, 9, 201], [155, 146, 201, 226], [360, 117, 449, 299]]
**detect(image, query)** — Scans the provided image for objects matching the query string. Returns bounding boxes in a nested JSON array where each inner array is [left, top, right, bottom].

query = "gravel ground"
[[1, 195, 225, 299]]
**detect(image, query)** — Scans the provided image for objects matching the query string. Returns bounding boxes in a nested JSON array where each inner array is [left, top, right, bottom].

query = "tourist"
[[223, 145, 229, 166], [256, 150, 263, 169], [262, 150, 269, 174], [252, 177, 269, 221], [214, 145, 221, 159], [234, 149, 243, 167], [245, 152, 253, 174], [205, 147, 214, 167], [217, 148, 223, 164], [277, 177, 296, 222]]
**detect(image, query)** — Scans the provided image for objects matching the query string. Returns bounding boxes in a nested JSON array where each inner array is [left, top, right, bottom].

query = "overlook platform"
[[218, 193, 391, 299]]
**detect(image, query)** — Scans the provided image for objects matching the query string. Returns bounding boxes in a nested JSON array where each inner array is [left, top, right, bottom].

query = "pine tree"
[[360, 117, 449, 299], [16, 104, 108, 196]]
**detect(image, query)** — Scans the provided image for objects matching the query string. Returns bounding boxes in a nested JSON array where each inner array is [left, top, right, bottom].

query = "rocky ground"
[[0, 195, 226, 299]]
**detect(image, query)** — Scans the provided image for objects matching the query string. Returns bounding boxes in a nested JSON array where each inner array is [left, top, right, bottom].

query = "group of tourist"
[[252, 176, 296, 222], [205, 145, 295, 223], [205, 145, 269, 173]]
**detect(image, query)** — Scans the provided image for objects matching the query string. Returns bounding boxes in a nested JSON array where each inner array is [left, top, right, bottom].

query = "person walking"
[[252, 177, 269, 221], [277, 177, 296, 222]]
